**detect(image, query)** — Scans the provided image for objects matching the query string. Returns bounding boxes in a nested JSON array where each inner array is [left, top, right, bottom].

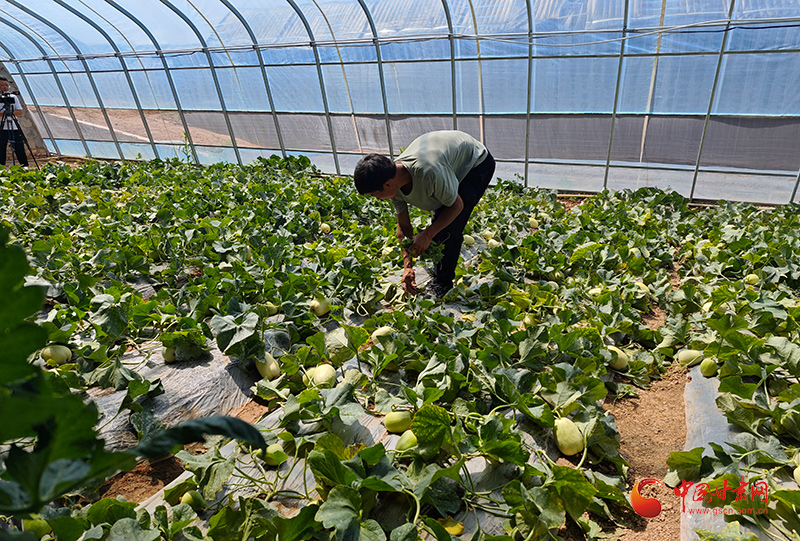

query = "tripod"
[[1, 96, 38, 169]]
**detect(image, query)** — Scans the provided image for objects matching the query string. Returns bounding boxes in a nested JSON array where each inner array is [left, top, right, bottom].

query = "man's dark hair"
[[0, 77, 7, 83], [353, 153, 396, 195]]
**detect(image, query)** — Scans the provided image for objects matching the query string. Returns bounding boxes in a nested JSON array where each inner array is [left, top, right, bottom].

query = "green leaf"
[[390, 523, 418, 541], [694, 523, 758, 541], [550, 465, 598, 520], [86, 498, 138, 526], [175, 447, 235, 502], [106, 518, 160, 541], [666, 447, 705, 482], [315, 485, 361, 540], [45, 515, 91, 541], [133, 416, 265, 458], [411, 405, 453, 455]]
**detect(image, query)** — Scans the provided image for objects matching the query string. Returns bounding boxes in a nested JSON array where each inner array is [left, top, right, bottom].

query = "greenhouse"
[[1, 0, 799, 203], [2, 2, 800, 541]]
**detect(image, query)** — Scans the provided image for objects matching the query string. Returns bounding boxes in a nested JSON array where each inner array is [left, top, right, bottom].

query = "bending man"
[[354, 130, 495, 298]]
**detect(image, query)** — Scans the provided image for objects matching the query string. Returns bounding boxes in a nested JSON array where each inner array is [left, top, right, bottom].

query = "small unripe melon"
[[304, 364, 336, 388], [162, 346, 177, 363], [554, 418, 584, 456], [463, 234, 475, 247], [395, 430, 418, 451], [700, 357, 718, 377], [384, 411, 413, 434], [677, 349, 703, 366], [744, 273, 759, 285], [256, 353, 281, 380], [607, 345, 629, 371], [371, 326, 395, 342], [41, 345, 72, 366], [180, 490, 206, 511]]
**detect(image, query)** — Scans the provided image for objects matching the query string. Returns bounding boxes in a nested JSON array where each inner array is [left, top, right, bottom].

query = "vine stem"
[[402, 488, 421, 526]]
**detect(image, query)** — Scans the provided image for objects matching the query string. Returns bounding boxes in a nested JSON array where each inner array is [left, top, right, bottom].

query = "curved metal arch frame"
[[0, 41, 57, 154], [439, 0, 457, 131], [354, 0, 393, 158], [285, 0, 340, 175], [690, 0, 738, 202], [0, 13, 90, 157], [158, 0, 242, 165], [217, 0, 286, 159], [6, 0, 124, 160], [52, 0, 159, 160], [103, 0, 198, 164]]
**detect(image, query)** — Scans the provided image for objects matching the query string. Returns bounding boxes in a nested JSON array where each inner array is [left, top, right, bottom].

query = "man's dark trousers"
[[430, 151, 496, 294]]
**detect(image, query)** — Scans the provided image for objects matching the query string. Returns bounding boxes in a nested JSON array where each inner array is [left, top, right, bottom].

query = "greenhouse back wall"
[[1, 0, 799, 204]]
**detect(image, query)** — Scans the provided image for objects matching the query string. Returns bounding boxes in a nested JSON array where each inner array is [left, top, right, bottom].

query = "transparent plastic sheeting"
[[1, 0, 800, 203]]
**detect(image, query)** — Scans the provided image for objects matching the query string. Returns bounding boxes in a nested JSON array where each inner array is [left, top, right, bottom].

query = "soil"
[[604, 364, 688, 541], [99, 456, 185, 503]]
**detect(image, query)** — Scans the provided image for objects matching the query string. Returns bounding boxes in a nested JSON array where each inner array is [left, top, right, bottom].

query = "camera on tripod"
[[0, 93, 15, 107]]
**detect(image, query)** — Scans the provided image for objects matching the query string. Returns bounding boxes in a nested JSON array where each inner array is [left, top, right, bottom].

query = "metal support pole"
[[603, 0, 631, 189], [690, 0, 738, 202], [524, 0, 534, 187], [439, 0, 457, 130], [355, 0, 393, 158]]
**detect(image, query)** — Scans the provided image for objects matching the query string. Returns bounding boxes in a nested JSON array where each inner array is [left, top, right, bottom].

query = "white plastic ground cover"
[[90, 342, 255, 452], [681, 365, 789, 541]]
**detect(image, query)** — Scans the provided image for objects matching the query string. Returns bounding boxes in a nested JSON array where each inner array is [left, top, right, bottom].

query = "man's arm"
[[396, 209, 417, 294], [408, 195, 464, 257]]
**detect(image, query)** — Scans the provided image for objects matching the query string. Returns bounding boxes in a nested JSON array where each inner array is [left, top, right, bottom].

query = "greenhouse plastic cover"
[[1, 0, 800, 203]]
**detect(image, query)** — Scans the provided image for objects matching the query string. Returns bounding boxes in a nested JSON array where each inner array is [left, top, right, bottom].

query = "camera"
[[0, 93, 15, 107]]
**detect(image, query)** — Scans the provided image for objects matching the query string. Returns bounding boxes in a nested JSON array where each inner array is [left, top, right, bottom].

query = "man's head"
[[0, 78, 9, 93], [354, 153, 397, 198]]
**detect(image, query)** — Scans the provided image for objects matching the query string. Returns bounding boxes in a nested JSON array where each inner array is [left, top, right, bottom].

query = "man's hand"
[[408, 231, 433, 257], [402, 267, 417, 295]]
